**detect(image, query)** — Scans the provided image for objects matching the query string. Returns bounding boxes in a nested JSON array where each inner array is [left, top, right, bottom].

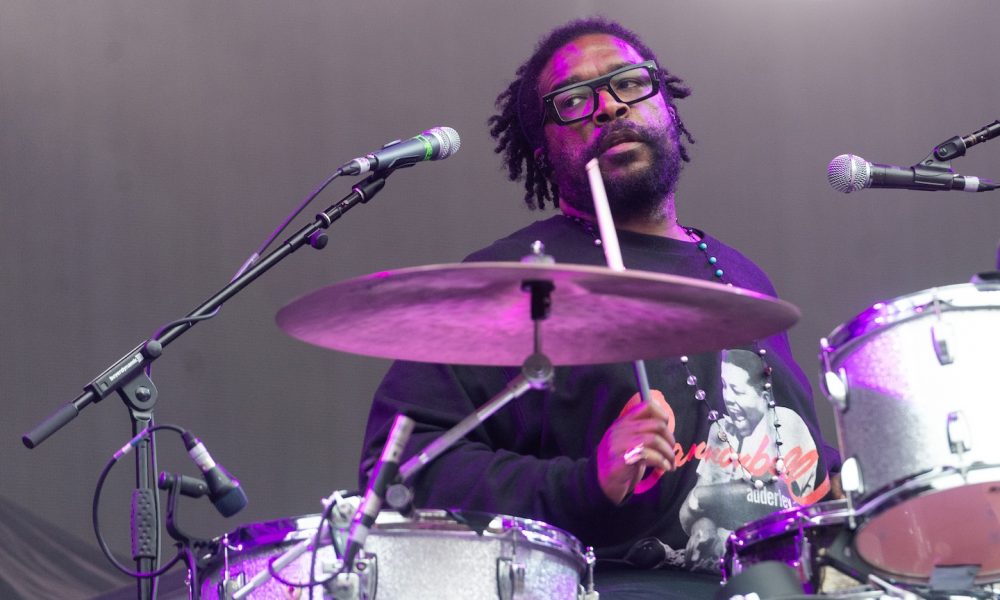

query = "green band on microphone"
[[416, 134, 433, 161]]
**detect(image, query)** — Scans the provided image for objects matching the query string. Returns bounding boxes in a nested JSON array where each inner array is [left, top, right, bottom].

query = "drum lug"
[[839, 457, 863, 495], [947, 411, 972, 456], [799, 536, 813, 584], [577, 546, 600, 600], [216, 533, 246, 600], [819, 339, 849, 411], [839, 457, 864, 529], [217, 572, 246, 600], [497, 557, 526, 600], [326, 554, 377, 600], [931, 321, 956, 365]]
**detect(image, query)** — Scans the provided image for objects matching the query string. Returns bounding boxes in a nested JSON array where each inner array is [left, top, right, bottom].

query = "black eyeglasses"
[[541, 60, 660, 125]]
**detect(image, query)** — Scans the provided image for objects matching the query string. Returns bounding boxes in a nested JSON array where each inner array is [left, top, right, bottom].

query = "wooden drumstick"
[[586, 159, 656, 498], [585, 158, 655, 406]]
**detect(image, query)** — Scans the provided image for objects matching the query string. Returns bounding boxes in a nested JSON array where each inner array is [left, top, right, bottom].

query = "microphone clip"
[[934, 119, 1000, 161]]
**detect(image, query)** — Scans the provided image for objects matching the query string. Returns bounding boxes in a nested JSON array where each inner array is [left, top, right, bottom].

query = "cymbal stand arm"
[[400, 277, 555, 482], [399, 373, 536, 481]]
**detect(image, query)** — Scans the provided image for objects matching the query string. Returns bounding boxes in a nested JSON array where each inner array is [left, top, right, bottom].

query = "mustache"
[[587, 122, 661, 160]]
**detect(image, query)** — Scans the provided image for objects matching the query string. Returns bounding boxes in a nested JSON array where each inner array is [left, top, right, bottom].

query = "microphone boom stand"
[[22, 171, 395, 600]]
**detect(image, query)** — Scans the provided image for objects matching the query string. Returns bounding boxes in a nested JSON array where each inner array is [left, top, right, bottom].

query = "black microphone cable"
[[92, 423, 188, 579]]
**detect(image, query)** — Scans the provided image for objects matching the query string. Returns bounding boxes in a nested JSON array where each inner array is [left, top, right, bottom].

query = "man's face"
[[721, 361, 768, 439], [537, 33, 681, 221]]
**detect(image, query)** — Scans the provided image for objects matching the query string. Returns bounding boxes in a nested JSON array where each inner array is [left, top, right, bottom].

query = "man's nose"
[[592, 87, 628, 124]]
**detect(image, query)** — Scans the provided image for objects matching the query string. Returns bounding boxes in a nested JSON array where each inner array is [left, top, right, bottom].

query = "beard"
[[548, 120, 682, 223]]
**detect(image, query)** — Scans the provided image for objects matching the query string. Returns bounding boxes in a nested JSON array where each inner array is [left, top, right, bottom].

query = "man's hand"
[[596, 390, 676, 504], [685, 517, 727, 565]]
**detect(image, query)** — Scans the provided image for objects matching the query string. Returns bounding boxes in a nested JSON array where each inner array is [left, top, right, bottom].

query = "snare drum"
[[199, 509, 587, 599], [723, 500, 865, 594], [821, 282, 1000, 584]]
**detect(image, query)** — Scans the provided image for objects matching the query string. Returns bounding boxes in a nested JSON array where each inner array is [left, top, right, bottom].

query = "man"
[[679, 349, 824, 570], [361, 17, 837, 599]]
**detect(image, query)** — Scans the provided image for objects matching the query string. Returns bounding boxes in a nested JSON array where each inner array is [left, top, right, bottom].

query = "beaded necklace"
[[564, 214, 787, 490]]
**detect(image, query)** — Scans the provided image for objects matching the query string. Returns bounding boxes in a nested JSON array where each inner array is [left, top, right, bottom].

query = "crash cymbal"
[[276, 262, 800, 366]]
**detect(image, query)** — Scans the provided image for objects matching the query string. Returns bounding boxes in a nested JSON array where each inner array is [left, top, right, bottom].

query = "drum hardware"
[[229, 490, 358, 599], [866, 573, 923, 600], [946, 411, 972, 458], [838, 457, 863, 529], [328, 491, 361, 529], [215, 534, 245, 600], [397, 250, 559, 485], [818, 338, 848, 412], [383, 482, 414, 515], [928, 564, 981, 595], [580, 546, 599, 600], [498, 556, 528, 600], [811, 522, 877, 590], [973, 271, 1000, 284], [324, 554, 376, 600], [930, 320, 955, 365]]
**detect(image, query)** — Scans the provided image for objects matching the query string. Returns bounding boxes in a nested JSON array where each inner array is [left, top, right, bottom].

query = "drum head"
[[855, 471, 1000, 583], [200, 509, 586, 600], [725, 500, 860, 594]]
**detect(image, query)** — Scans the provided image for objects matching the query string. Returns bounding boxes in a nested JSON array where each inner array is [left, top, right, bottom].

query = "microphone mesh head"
[[426, 126, 461, 159], [827, 154, 871, 193]]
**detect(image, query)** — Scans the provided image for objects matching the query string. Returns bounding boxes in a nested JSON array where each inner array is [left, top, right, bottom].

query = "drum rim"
[[853, 462, 1000, 515], [216, 508, 586, 563], [823, 282, 1000, 352], [726, 499, 852, 550]]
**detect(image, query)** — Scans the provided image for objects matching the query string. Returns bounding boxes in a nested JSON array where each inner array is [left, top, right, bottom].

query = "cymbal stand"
[[398, 247, 556, 483], [239, 245, 559, 600]]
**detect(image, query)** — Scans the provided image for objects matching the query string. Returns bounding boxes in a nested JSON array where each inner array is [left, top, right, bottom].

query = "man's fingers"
[[622, 438, 675, 471]]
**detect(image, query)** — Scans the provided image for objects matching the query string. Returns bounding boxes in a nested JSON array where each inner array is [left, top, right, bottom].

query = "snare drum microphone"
[[342, 413, 415, 570]]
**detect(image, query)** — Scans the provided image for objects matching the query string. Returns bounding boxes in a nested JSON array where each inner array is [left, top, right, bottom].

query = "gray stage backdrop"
[[2, 0, 999, 583]]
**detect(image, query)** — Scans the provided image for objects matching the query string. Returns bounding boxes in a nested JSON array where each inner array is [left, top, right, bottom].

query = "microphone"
[[181, 431, 248, 517], [338, 126, 461, 176], [827, 153, 997, 194], [342, 413, 415, 569]]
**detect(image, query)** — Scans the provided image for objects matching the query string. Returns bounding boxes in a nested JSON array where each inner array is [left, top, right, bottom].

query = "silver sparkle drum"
[[723, 500, 867, 595], [820, 281, 1000, 584], [199, 509, 587, 600]]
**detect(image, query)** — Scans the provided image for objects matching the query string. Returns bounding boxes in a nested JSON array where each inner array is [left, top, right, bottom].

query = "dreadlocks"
[[488, 17, 696, 210]]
